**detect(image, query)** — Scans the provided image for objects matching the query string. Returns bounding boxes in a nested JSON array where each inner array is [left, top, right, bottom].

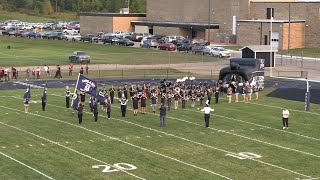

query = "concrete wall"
[[80, 16, 113, 35], [250, 2, 320, 48]]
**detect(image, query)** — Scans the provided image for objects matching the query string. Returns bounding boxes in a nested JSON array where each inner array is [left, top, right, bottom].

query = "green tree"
[[42, 0, 53, 15]]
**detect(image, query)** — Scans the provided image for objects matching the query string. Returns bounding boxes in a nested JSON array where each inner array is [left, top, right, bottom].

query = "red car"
[[158, 43, 177, 51]]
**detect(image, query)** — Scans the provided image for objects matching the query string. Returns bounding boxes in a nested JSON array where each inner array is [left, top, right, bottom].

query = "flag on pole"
[[96, 90, 105, 104], [76, 74, 97, 95], [72, 92, 79, 110], [23, 86, 31, 99]]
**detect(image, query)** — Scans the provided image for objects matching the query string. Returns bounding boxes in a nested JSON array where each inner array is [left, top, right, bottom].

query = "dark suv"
[[81, 34, 99, 43], [177, 43, 193, 52], [102, 35, 119, 44]]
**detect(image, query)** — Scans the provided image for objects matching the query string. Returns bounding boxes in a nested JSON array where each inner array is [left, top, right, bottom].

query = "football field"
[[0, 87, 320, 179]]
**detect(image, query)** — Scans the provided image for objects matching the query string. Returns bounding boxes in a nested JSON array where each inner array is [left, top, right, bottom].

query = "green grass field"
[[0, 36, 220, 67], [0, 11, 78, 22], [0, 87, 320, 179]]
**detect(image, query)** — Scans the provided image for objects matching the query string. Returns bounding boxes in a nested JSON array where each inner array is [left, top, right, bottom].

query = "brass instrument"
[[175, 87, 181, 93]]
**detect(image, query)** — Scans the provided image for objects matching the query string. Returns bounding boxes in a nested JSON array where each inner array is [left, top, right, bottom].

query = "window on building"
[[267, 8, 274, 19]]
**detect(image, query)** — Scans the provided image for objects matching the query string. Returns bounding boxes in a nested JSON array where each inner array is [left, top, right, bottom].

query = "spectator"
[[54, 65, 62, 79], [85, 64, 89, 75], [69, 63, 74, 76], [80, 66, 84, 75], [36, 67, 41, 79], [32, 68, 36, 80], [4, 67, 8, 81], [11, 67, 17, 80], [44, 65, 50, 76]]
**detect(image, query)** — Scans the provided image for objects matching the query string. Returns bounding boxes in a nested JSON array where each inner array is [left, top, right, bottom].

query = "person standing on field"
[[200, 100, 214, 128], [282, 107, 290, 129], [159, 103, 167, 127]]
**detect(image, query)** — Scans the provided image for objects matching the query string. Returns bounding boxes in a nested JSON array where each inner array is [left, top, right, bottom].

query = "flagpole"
[[270, 8, 273, 77], [71, 73, 81, 108]]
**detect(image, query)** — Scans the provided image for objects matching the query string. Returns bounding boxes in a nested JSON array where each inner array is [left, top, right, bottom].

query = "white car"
[[65, 33, 81, 41], [63, 29, 79, 34], [209, 47, 231, 58]]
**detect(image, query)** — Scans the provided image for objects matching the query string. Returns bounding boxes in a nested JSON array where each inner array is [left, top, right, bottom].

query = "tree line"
[[0, 0, 146, 15]]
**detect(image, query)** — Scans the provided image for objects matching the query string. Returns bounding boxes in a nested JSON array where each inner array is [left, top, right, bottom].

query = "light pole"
[[270, 8, 273, 77], [55, 0, 58, 12]]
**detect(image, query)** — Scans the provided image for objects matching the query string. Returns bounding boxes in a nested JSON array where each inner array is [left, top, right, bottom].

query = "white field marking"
[[46, 103, 315, 177], [0, 106, 232, 180], [0, 151, 55, 180], [185, 108, 320, 142], [77, 141, 82, 143], [65, 142, 69, 144], [89, 140, 94, 142], [101, 139, 106, 141], [0, 122, 146, 180], [28, 144, 33, 147], [146, 136, 151, 138], [136, 136, 141, 139], [2, 147, 6, 149], [41, 144, 45, 146], [43, 95, 320, 141], [15, 145, 20, 148]]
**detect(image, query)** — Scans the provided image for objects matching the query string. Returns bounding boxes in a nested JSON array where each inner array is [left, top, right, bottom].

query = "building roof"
[[80, 13, 146, 17], [131, 20, 219, 29], [238, 19, 305, 23], [240, 45, 278, 52], [251, 0, 320, 2]]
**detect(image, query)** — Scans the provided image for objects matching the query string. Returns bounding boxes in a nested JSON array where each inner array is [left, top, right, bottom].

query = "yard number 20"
[[226, 152, 262, 160], [92, 163, 137, 173]]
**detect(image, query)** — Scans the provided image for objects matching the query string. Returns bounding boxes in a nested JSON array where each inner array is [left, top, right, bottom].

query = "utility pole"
[[288, 3, 291, 54]]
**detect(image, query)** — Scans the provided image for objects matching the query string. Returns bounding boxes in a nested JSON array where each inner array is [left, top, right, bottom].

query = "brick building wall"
[[282, 22, 304, 50], [250, 2, 320, 48], [113, 17, 143, 32]]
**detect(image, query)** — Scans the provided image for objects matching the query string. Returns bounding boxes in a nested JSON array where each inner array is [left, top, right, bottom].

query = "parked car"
[[69, 51, 91, 63], [118, 38, 134, 46], [191, 45, 206, 54], [101, 35, 119, 44], [177, 43, 193, 52], [2, 27, 15, 36], [158, 43, 177, 51], [192, 38, 210, 46], [140, 40, 152, 48], [48, 32, 65, 40], [65, 33, 81, 41], [81, 34, 99, 43], [14, 30, 25, 37], [210, 47, 231, 57], [140, 38, 158, 48], [41, 32, 53, 39], [63, 29, 79, 34], [27, 32, 42, 38]]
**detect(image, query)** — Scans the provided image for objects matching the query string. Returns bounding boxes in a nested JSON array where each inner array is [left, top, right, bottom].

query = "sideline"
[[0, 106, 233, 180], [0, 151, 55, 180]]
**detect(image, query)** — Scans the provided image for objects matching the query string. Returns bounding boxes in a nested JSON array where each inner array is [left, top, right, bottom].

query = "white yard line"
[[0, 121, 146, 180], [46, 103, 312, 178], [0, 106, 232, 180], [0, 151, 55, 180]]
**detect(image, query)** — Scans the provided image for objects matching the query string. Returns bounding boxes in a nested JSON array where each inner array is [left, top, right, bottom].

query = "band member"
[[65, 86, 71, 108], [173, 92, 180, 110], [247, 84, 253, 101], [234, 82, 240, 102], [240, 83, 246, 102], [89, 96, 94, 112], [200, 100, 214, 128], [227, 86, 233, 103], [106, 96, 111, 119], [117, 86, 122, 99], [214, 84, 219, 104], [41, 93, 46, 111], [109, 85, 115, 104], [92, 101, 98, 122], [254, 83, 259, 100], [167, 91, 172, 111], [24, 98, 29, 113], [80, 91, 85, 103], [123, 85, 128, 99], [207, 87, 212, 105], [159, 103, 167, 128], [119, 95, 128, 117], [140, 93, 147, 114], [190, 93, 196, 108], [244, 84, 249, 103], [200, 91, 205, 106], [132, 93, 139, 116], [282, 107, 290, 129], [181, 93, 187, 109], [129, 84, 135, 97], [77, 103, 84, 124], [161, 93, 166, 105], [151, 93, 157, 113]]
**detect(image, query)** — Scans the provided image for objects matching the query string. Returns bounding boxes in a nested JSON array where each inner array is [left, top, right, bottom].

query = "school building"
[[80, 0, 320, 50]]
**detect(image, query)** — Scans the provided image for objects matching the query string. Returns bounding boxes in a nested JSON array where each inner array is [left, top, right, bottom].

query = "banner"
[[23, 86, 31, 99], [76, 74, 97, 95], [96, 90, 105, 103], [72, 93, 79, 110]]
